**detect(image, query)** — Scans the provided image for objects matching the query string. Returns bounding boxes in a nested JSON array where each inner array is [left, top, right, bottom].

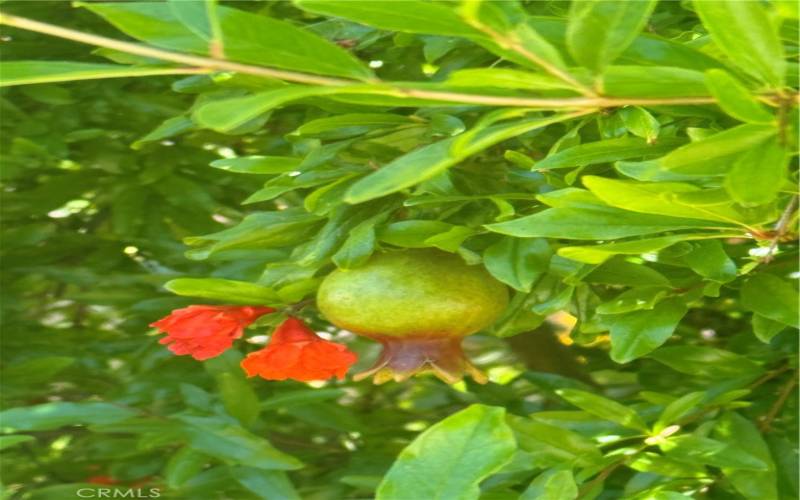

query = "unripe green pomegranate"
[[317, 249, 508, 384]]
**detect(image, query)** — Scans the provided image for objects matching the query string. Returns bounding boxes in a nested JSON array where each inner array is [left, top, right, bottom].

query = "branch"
[[0, 11, 749, 110], [758, 370, 799, 432]]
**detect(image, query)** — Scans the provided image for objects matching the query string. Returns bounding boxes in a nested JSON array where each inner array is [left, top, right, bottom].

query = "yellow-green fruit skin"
[[317, 249, 509, 339]]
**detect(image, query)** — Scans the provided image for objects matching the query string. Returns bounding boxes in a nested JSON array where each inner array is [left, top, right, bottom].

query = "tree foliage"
[[0, 1, 798, 499]]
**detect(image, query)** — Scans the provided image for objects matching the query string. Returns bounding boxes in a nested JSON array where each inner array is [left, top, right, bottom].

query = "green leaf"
[[741, 274, 799, 328], [521, 468, 578, 500], [534, 137, 684, 170], [601, 66, 708, 97], [0, 61, 195, 86], [445, 68, 573, 90], [194, 86, 335, 132], [694, 0, 785, 86], [132, 115, 194, 149], [567, 0, 657, 73], [620, 106, 660, 142], [210, 156, 302, 174], [681, 240, 736, 282], [704, 69, 774, 123], [483, 237, 551, 292], [2, 356, 75, 384], [0, 402, 136, 432], [332, 217, 380, 269], [291, 113, 414, 139], [724, 137, 788, 207], [165, 447, 209, 489], [558, 234, 729, 265], [295, 0, 478, 37], [79, 2, 208, 52], [752, 314, 787, 343], [179, 416, 303, 470], [582, 176, 746, 224], [649, 346, 764, 380], [218, 7, 372, 80], [655, 391, 705, 432], [597, 287, 668, 315], [231, 467, 300, 500], [164, 278, 280, 305], [376, 405, 515, 500], [508, 415, 602, 467], [585, 259, 670, 287], [605, 298, 687, 363], [621, 123, 777, 176], [663, 435, 768, 471], [487, 206, 718, 241], [556, 389, 647, 431], [184, 210, 322, 259], [217, 372, 260, 427], [715, 412, 779, 499], [0, 435, 35, 450], [345, 113, 580, 203]]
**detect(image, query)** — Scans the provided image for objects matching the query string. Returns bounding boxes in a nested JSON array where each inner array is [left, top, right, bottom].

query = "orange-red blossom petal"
[[241, 317, 357, 382], [150, 305, 274, 360]]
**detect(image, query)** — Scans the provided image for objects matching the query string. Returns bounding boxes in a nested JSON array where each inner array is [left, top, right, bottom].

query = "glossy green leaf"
[[210, 156, 302, 174], [346, 113, 580, 203], [682, 240, 736, 282], [558, 234, 729, 264], [79, 2, 208, 52], [446, 68, 573, 90], [741, 274, 799, 328], [534, 137, 684, 170], [295, 0, 478, 37], [483, 237, 551, 292], [194, 86, 335, 132], [620, 106, 660, 142], [654, 391, 705, 432], [567, 0, 657, 72], [601, 66, 708, 97], [509, 415, 602, 467], [605, 298, 687, 363], [521, 468, 578, 500], [583, 176, 748, 224], [704, 69, 774, 123], [622, 124, 777, 176], [556, 389, 647, 431], [164, 278, 280, 304], [376, 405, 515, 500], [663, 434, 768, 471], [0, 61, 194, 86], [752, 314, 787, 343], [714, 412, 779, 499], [649, 346, 764, 380], [217, 7, 372, 80], [487, 205, 717, 240], [724, 137, 788, 207], [694, 0, 785, 86]]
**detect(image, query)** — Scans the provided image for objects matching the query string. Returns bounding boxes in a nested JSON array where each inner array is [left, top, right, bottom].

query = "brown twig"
[[762, 195, 798, 263], [3, 12, 796, 110], [758, 370, 799, 432]]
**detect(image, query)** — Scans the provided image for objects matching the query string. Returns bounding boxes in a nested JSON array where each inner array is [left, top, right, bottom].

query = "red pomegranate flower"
[[241, 317, 357, 382], [151, 305, 274, 360]]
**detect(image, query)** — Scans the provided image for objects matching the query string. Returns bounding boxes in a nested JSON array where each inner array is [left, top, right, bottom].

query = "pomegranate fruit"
[[317, 249, 508, 384]]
